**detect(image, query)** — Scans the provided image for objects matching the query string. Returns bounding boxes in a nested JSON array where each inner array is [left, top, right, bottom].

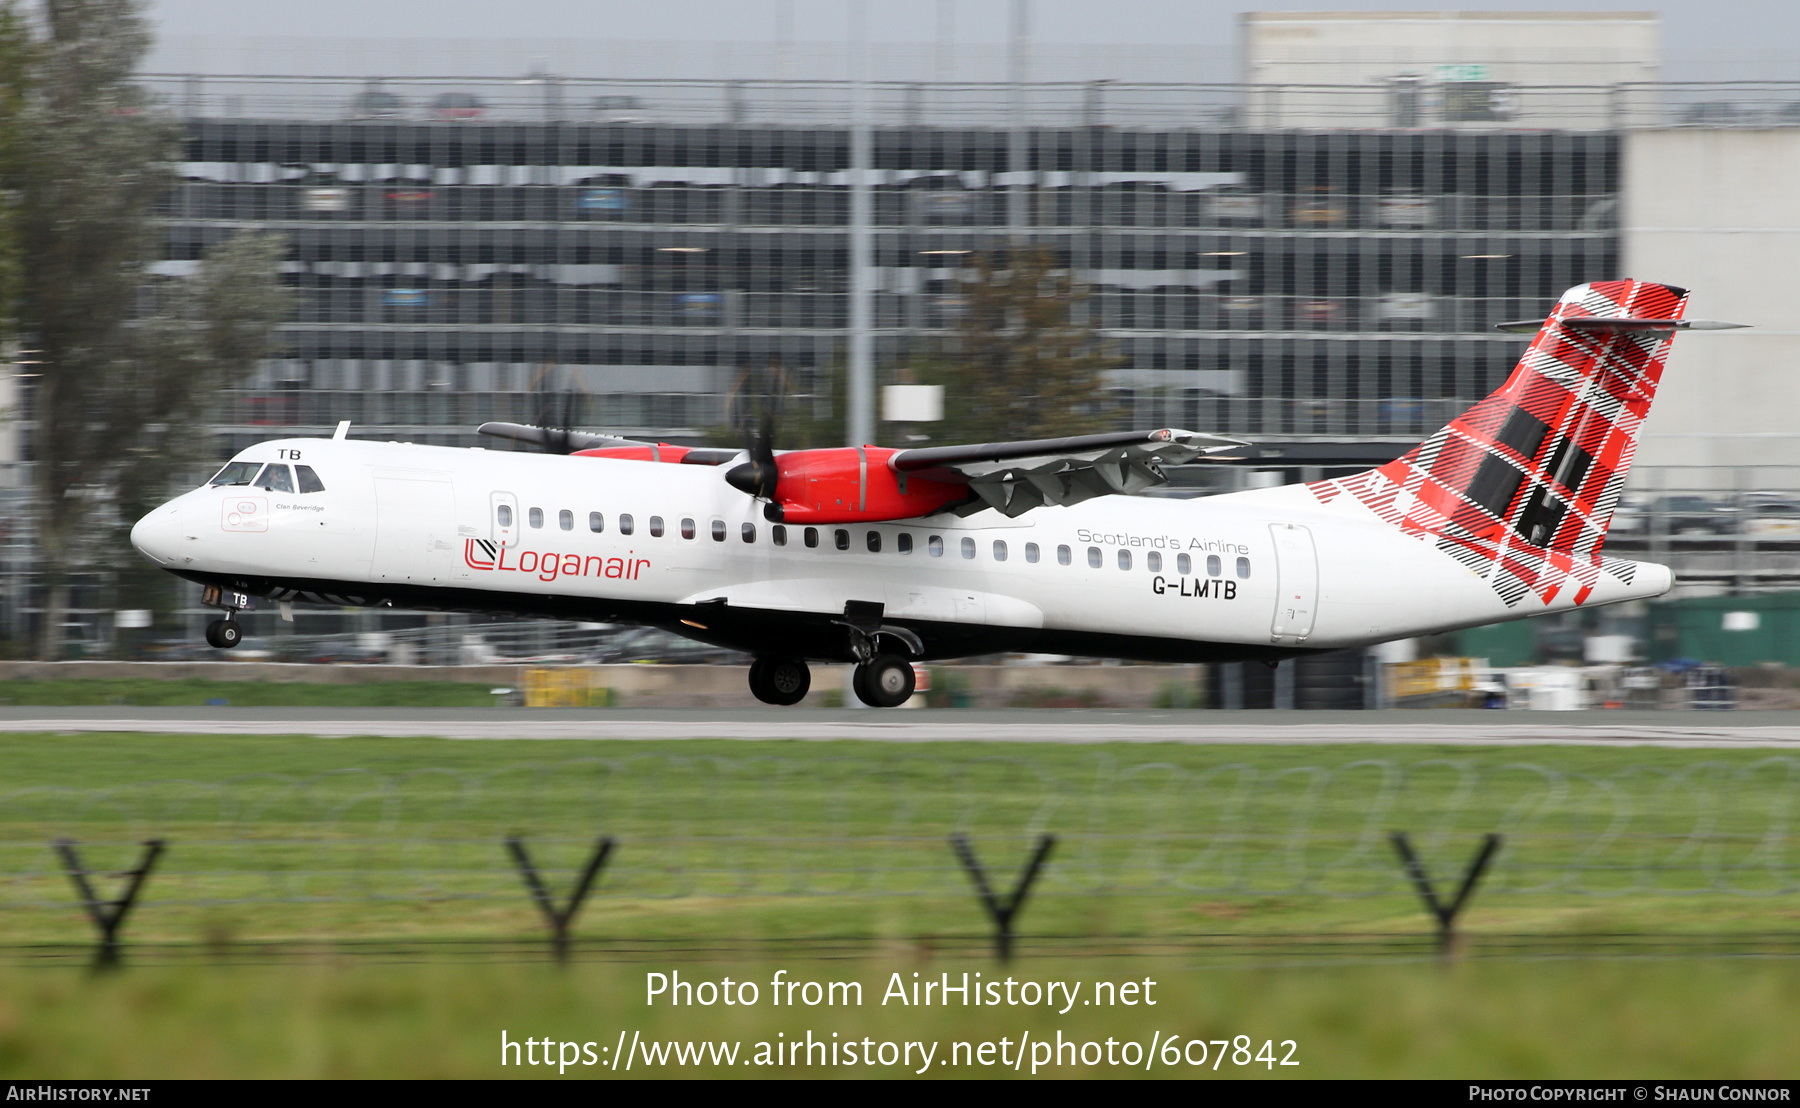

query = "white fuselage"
[[130, 437, 1675, 660]]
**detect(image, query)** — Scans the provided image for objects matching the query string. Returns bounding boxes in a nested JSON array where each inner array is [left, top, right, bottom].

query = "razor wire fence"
[[2, 753, 1799, 954]]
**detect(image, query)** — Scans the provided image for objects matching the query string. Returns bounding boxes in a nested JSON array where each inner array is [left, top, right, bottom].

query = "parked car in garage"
[[1739, 492, 1800, 539], [1652, 494, 1737, 536], [430, 92, 486, 120]]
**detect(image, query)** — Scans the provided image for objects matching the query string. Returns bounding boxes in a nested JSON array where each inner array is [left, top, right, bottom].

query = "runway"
[[7, 707, 1800, 747]]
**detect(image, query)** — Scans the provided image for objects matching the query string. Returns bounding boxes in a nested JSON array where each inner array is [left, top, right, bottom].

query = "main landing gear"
[[204, 618, 242, 649], [747, 654, 917, 709], [852, 653, 916, 709], [748, 657, 811, 706]]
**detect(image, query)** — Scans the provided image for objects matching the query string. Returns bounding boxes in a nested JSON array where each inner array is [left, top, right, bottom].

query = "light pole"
[[847, 0, 875, 447]]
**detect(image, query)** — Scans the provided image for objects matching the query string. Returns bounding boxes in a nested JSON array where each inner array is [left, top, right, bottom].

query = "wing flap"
[[890, 427, 1246, 474], [932, 433, 1242, 518]]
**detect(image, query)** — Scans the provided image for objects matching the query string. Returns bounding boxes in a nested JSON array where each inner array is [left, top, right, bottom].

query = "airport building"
[[158, 76, 1623, 457]]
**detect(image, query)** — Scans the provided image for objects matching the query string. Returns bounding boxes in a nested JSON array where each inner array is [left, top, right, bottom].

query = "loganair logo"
[[464, 538, 648, 583]]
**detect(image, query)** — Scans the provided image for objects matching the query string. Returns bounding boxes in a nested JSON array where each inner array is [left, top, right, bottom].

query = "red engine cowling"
[[770, 447, 968, 524]]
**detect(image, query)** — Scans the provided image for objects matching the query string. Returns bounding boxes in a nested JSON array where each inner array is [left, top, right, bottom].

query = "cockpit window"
[[252, 464, 294, 493], [208, 461, 260, 486], [295, 465, 325, 493]]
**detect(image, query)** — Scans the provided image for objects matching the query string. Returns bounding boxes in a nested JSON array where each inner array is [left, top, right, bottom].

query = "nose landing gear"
[[748, 657, 811, 705], [198, 585, 253, 650]]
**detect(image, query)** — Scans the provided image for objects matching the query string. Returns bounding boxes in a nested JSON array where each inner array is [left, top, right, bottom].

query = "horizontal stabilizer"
[[1495, 317, 1748, 334]]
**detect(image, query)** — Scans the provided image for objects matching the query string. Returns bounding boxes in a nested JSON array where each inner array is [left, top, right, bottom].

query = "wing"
[[475, 420, 742, 465], [476, 421, 647, 452], [889, 428, 1248, 518]]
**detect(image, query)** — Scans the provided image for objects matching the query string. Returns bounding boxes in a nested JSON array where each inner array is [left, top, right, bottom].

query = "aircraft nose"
[[130, 503, 184, 565]]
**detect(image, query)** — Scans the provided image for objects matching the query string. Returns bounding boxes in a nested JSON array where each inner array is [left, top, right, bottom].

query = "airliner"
[[129, 280, 1735, 707]]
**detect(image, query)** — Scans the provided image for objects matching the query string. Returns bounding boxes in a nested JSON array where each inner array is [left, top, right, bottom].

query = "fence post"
[[949, 834, 1056, 961], [507, 835, 614, 962], [53, 839, 165, 968], [1389, 831, 1501, 953]]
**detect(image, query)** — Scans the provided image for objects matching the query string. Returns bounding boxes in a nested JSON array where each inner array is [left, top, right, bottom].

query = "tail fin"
[[1312, 280, 1687, 607]]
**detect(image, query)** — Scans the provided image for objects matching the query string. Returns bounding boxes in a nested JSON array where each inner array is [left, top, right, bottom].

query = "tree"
[[902, 246, 1121, 445], [107, 232, 289, 631], [0, 4, 31, 341], [4, 0, 286, 657]]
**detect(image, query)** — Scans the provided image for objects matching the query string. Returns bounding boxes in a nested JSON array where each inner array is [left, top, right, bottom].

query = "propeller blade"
[[725, 405, 780, 498]]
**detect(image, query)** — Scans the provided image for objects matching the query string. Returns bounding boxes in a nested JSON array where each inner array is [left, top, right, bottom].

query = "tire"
[[749, 657, 810, 705], [765, 659, 810, 706], [851, 663, 875, 707], [207, 619, 242, 649], [858, 653, 916, 708]]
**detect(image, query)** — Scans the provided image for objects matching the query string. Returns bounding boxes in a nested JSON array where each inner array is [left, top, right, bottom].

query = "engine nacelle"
[[769, 447, 968, 524]]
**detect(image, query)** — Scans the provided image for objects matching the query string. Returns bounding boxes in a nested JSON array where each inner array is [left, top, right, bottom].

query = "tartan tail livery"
[[1311, 280, 1745, 608]]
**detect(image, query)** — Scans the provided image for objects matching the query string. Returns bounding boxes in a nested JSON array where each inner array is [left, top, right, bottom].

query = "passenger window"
[[898, 533, 913, 555], [619, 514, 635, 535], [867, 531, 881, 553], [497, 504, 513, 527], [834, 528, 849, 551], [1177, 553, 1191, 575], [649, 516, 665, 537], [1118, 549, 1132, 571], [712, 520, 727, 542], [1058, 545, 1072, 566], [742, 522, 756, 543], [588, 511, 604, 533], [961, 537, 975, 559], [208, 461, 260, 486], [681, 518, 695, 540], [1087, 547, 1102, 569], [804, 527, 819, 549], [773, 524, 787, 546], [993, 540, 1007, 562], [1236, 556, 1251, 578], [559, 509, 573, 531], [1147, 551, 1162, 573], [528, 507, 544, 529], [295, 465, 326, 493], [1025, 542, 1039, 563], [928, 535, 943, 557], [1207, 554, 1221, 577], [252, 464, 293, 493]]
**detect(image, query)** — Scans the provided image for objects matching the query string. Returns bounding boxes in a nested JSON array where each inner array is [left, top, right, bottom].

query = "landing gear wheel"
[[855, 653, 916, 708], [749, 657, 810, 706], [205, 619, 242, 649]]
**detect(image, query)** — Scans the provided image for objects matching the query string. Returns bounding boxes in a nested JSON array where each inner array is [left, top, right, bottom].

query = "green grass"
[[2, 735, 1798, 947], [3, 957, 1799, 1078], [3, 733, 1800, 1077], [0, 678, 503, 708]]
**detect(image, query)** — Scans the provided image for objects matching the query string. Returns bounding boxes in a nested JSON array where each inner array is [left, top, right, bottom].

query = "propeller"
[[529, 370, 582, 455], [725, 405, 779, 499]]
